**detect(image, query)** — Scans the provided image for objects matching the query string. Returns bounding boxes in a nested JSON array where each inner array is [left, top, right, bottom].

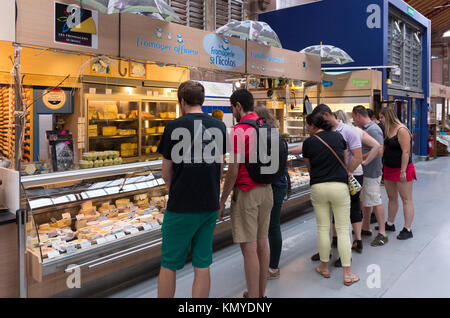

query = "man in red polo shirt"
[[219, 88, 273, 298]]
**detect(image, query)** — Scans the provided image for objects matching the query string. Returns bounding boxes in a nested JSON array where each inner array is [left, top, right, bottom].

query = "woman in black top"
[[380, 107, 416, 240], [303, 112, 360, 286]]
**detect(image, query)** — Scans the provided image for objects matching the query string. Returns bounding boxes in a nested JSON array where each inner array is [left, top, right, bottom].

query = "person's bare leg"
[[384, 180, 399, 224], [158, 266, 176, 298], [373, 205, 386, 236], [352, 222, 362, 241], [192, 267, 210, 298], [362, 206, 373, 231], [240, 242, 259, 298], [397, 181, 415, 229], [256, 238, 270, 298]]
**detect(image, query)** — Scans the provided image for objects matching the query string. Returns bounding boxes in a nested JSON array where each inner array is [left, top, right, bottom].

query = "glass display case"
[[141, 99, 177, 157], [88, 99, 139, 159], [22, 161, 167, 281], [84, 86, 179, 164]]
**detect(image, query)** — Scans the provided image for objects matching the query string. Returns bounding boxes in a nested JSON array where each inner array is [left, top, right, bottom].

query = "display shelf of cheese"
[[288, 167, 310, 191], [24, 166, 169, 263], [28, 195, 168, 261]]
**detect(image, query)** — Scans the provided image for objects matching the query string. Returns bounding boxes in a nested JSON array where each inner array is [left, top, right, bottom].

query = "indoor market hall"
[[1, 0, 450, 302]]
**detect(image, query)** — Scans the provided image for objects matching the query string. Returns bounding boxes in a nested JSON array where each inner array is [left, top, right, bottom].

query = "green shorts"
[[161, 210, 218, 271]]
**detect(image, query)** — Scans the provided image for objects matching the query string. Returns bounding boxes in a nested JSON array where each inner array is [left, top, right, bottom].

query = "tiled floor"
[[110, 156, 450, 298]]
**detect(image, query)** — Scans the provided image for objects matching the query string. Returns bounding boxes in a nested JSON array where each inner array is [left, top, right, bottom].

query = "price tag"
[[80, 241, 91, 249], [47, 250, 60, 259], [105, 235, 116, 242], [96, 238, 107, 245], [115, 232, 126, 239], [157, 178, 165, 185], [143, 209, 151, 215], [80, 241, 92, 248], [150, 221, 161, 229], [106, 88, 112, 95], [142, 224, 152, 231], [66, 244, 77, 254], [128, 212, 135, 218], [89, 88, 96, 94], [129, 228, 139, 235], [135, 182, 148, 190], [99, 216, 107, 221]]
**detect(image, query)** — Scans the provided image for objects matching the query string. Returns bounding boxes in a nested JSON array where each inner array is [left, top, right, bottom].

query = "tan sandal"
[[344, 274, 360, 286], [315, 266, 330, 278]]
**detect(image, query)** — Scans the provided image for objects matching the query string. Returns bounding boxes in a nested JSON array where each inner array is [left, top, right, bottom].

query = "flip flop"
[[315, 266, 330, 278], [344, 274, 360, 286]]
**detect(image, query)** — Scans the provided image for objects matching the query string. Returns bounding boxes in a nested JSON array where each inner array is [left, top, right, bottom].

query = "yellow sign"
[[43, 89, 66, 110]]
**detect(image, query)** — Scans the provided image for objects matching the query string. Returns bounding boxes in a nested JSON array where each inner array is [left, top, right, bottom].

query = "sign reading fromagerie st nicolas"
[[120, 14, 246, 73], [246, 41, 321, 82]]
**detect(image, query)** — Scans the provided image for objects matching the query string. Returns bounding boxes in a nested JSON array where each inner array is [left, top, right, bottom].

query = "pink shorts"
[[384, 162, 417, 182]]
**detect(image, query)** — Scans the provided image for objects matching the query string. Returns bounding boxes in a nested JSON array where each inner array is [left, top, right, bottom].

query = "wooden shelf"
[[89, 135, 137, 140], [89, 119, 137, 123]]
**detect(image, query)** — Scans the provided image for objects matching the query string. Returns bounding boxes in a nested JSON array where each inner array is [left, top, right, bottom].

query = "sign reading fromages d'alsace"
[[121, 14, 246, 73]]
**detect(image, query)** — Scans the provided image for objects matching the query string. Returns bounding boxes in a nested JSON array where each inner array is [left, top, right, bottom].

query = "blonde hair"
[[334, 110, 352, 126], [380, 106, 408, 138], [255, 106, 279, 128], [212, 110, 224, 121]]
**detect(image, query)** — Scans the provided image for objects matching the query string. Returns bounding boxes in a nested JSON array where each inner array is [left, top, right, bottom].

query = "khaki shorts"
[[230, 185, 273, 243], [361, 176, 382, 207]]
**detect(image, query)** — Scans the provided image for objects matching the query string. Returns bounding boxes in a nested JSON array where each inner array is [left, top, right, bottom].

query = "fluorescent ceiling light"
[[443, 30, 450, 37]]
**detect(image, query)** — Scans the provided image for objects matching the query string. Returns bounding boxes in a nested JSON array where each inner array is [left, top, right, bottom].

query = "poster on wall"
[[54, 1, 98, 49]]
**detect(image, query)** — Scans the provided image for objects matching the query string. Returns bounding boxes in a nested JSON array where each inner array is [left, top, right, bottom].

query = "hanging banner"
[[246, 41, 321, 82], [54, 1, 98, 49], [120, 14, 246, 73]]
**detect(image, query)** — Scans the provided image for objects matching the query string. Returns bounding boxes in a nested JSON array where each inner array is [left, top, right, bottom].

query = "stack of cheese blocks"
[[32, 213, 75, 258], [0, 85, 33, 163], [120, 143, 137, 157]]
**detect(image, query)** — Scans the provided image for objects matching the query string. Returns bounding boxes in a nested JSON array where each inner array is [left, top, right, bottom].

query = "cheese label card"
[[129, 228, 139, 235], [80, 241, 91, 249], [142, 224, 152, 231], [115, 232, 126, 239], [105, 235, 116, 242], [150, 222, 160, 229], [99, 216, 107, 221], [47, 250, 60, 259], [128, 212, 135, 218], [66, 245, 77, 254], [96, 238, 107, 245], [143, 209, 151, 215]]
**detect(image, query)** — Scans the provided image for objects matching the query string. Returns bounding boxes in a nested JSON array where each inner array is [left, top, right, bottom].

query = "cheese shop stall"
[[9, 0, 321, 297]]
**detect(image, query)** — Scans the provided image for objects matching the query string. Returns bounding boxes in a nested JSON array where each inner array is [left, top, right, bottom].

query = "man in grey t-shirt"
[[352, 106, 388, 247]]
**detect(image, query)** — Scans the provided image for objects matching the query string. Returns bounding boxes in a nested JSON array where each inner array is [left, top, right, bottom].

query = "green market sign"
[[408, 6, 415, 17], [352, 78, 371, 88]]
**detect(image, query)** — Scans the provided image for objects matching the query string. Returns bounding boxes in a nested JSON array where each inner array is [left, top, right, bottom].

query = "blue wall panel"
[[260, 0, 385, 68], [260, 0, 431, 156]]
